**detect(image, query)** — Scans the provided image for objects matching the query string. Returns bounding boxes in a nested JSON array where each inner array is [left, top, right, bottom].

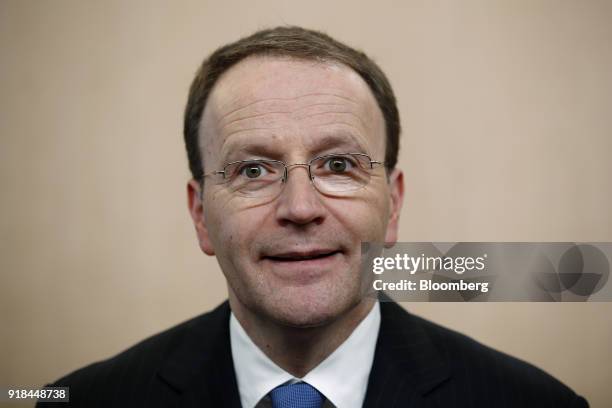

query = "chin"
[[261, 288, 362, 329]]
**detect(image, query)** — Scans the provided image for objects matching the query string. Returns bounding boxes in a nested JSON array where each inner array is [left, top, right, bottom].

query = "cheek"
[[205, 196, 270, 259], [327, 194, 391, 243]]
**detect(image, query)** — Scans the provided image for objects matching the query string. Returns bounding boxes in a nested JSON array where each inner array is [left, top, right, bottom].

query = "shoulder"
[[39, 301, 230, 407], [378, 302, 588, 407]]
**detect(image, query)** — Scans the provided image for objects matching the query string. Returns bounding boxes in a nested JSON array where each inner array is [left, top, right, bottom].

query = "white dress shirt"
[[230, 302, 381, 408]]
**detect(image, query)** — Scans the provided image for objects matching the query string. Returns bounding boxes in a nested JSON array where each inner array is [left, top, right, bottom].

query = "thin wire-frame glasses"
[[203, 153, 385, 198]]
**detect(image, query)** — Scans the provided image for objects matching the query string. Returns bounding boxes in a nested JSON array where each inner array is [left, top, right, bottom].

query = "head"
[[185, 26, 404, 328]]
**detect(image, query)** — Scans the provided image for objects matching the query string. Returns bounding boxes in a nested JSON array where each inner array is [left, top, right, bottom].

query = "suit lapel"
[[362, 301, 450, 408], [155, 299, 450, 408], [157, 301, 243, 408]]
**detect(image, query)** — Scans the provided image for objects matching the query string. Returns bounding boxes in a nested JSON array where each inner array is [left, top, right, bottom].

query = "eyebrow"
[[220, 131, 368, 163], [310, 131, 368, 154], [222, 143, 284, 163]]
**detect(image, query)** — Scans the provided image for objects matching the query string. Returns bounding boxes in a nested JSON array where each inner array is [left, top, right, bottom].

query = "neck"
[[229, 292, 375, 378]]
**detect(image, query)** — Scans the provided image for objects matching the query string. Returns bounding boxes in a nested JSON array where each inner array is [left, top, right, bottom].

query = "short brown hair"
[[184, 26, 400, 181]]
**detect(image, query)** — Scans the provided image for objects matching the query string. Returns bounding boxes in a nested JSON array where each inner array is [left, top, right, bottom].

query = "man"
[[40, 26, 588, 407]]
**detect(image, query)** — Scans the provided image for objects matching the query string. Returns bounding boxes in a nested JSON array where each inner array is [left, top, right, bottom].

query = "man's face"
[[188, 56, 403, 327]]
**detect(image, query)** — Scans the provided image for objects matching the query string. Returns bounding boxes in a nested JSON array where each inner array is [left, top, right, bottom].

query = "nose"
[[275, 164, 326, 226]]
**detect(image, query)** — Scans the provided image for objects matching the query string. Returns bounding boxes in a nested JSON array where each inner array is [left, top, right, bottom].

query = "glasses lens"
[[310, 154, 372, 195], [224, 160, 285, 197]]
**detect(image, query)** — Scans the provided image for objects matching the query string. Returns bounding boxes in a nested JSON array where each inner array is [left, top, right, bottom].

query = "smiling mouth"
[[264, 250, 341, 262]]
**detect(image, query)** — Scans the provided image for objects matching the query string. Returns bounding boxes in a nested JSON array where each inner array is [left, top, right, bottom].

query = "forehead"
[[200, 56, 385, 161], [211, 56, 377, 109]]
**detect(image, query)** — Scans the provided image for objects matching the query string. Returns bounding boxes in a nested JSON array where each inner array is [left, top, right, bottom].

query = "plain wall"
[[1, 1, 611, 406]]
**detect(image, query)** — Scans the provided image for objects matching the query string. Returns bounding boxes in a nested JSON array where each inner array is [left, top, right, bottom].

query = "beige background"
[[1, 0, 611, 407]]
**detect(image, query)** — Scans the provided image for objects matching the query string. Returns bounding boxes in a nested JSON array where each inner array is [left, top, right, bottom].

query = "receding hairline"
[[198, 54, 387, 152], [208, 55, 377, 105]]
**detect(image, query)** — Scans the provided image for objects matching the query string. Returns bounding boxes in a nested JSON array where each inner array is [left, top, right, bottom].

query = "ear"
[[187, 179, 215, 256], [384, 169, 404, 247]]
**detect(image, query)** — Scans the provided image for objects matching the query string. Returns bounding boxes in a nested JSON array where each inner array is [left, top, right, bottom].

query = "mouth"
[[264, 249, 342, 262], [261, 248, 345, 283]]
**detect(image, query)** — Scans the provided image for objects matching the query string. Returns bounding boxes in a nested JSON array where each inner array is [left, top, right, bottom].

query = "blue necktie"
[[269, 382, 324, 408]]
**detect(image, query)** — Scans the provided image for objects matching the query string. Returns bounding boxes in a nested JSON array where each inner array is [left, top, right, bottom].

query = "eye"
[[239, 163, 269, 179], [324, 156, 354, 173]]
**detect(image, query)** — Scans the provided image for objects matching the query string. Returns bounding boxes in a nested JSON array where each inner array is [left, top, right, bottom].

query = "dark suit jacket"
[[38, 301, 588, 407]]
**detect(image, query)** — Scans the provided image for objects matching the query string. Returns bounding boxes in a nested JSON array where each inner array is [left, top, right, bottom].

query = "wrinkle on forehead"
[[218, 101, 365, 132], [216, 92, 360, 128], [220, 103, 370, 143]]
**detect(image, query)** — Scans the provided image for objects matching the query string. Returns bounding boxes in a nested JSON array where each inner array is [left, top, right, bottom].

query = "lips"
[[260, 247, 344, 283], [264, 249, 341, 262]]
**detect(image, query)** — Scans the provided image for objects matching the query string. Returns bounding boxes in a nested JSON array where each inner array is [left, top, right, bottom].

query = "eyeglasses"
[[203, 153, 385, 198]]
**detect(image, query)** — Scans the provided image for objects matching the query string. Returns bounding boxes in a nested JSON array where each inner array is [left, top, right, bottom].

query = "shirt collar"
[[230, 302, 381, 408]]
